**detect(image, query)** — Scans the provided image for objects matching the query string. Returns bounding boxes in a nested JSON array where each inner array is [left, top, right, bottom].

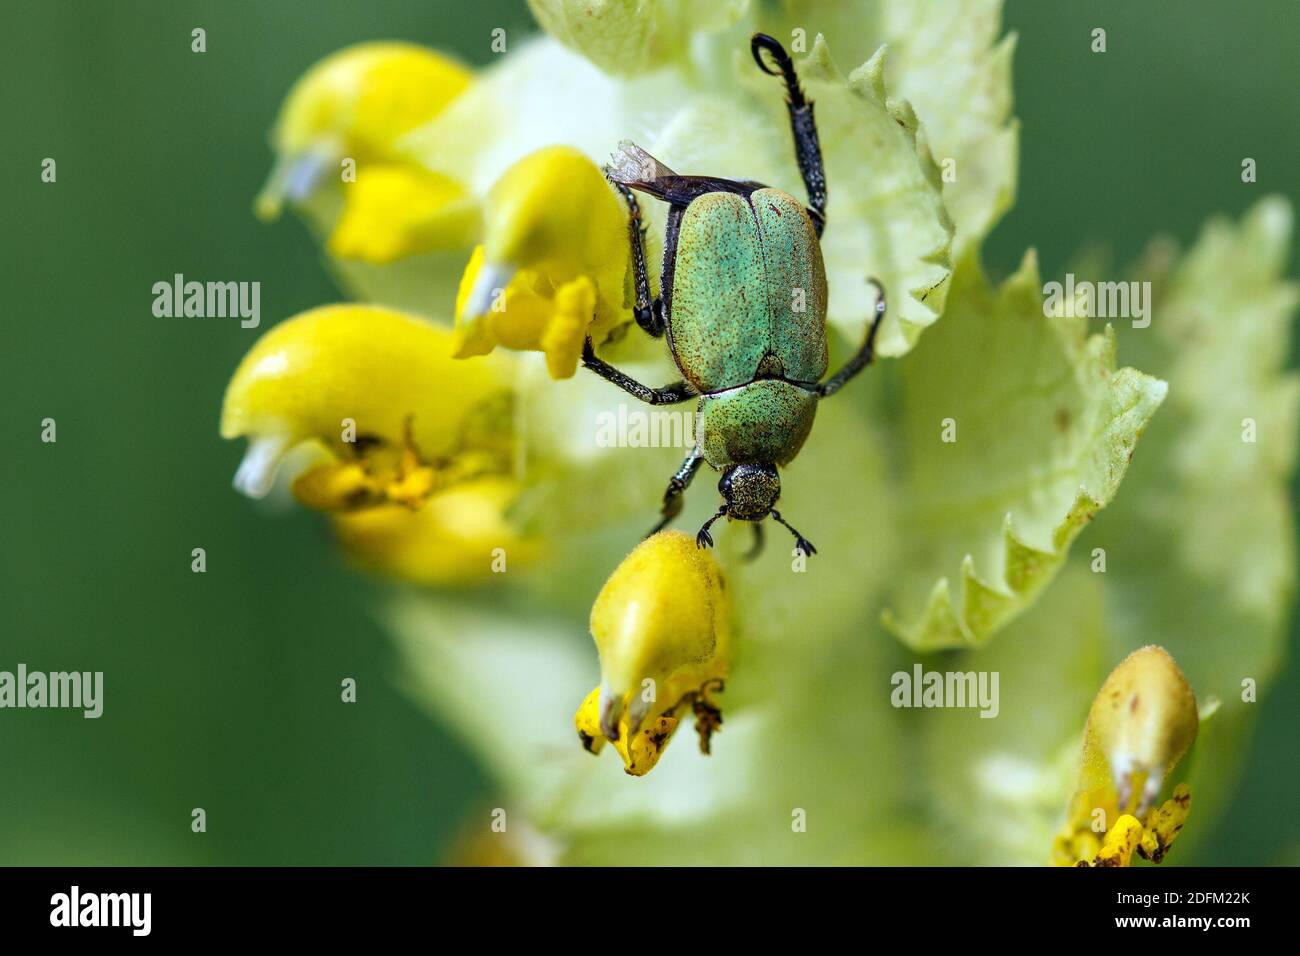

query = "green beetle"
[[582, 33, 886, 557]]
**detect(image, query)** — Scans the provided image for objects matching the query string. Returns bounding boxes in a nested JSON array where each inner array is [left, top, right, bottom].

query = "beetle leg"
[[770, 509, 817, 557], [696, 505, 728, 550], [817, 280, 887, 399], [752, 33, 827, 236], [744, 521, 765, 561], [581, 337, 695, 405], [608, 178, 666, 337], [648, 450, 704, 536]]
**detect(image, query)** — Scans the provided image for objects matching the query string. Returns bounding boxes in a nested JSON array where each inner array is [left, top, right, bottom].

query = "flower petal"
[[332, 476, 541, 586], [221, 304, 514, 481], [328, 164, 481, 264], [257, 42, 471, 220]]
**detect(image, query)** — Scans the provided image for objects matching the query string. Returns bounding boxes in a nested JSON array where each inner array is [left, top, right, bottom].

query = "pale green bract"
[[879, 250, 1168, 650], [526, 0, 752, 75], [276, 0, 1296, 864]]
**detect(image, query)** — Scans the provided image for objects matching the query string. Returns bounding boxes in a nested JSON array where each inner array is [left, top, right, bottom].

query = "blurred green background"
[[1, 0, 1296, 864]]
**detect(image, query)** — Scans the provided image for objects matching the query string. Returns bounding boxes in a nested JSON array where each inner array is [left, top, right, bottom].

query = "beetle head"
[[719, 463, 780, 520]]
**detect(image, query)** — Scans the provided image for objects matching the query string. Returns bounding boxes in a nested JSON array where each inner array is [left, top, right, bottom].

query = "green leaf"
[[880, 250, 1168, 650], [871, 0, 1018, 253]]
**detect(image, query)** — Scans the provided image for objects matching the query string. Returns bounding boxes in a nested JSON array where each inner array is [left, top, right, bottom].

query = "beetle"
[[582, 33, 886, 558]]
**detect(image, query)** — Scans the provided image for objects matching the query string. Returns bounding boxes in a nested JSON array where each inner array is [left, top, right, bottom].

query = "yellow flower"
[[255, 42, 477, 264], [454, 146, 631, 378], [573, 531, 731, 776], [221, 303, 537, 583], [267, 42, 470, 165], [1052, 645, 1199, 866], [327, 164, 481, 264], [332, 476, 542, 587]]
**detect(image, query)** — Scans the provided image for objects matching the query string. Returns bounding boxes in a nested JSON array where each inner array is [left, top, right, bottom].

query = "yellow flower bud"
[[1052, 645, 1200, 866], [256, 42, 471, 221], [454, 146, 631, 378], [573, 531, 731, 776], [1080, 645, 1198, 816]]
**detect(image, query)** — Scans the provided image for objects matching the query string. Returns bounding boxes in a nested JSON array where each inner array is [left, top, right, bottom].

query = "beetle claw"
[[695, 506, 727, 549]]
